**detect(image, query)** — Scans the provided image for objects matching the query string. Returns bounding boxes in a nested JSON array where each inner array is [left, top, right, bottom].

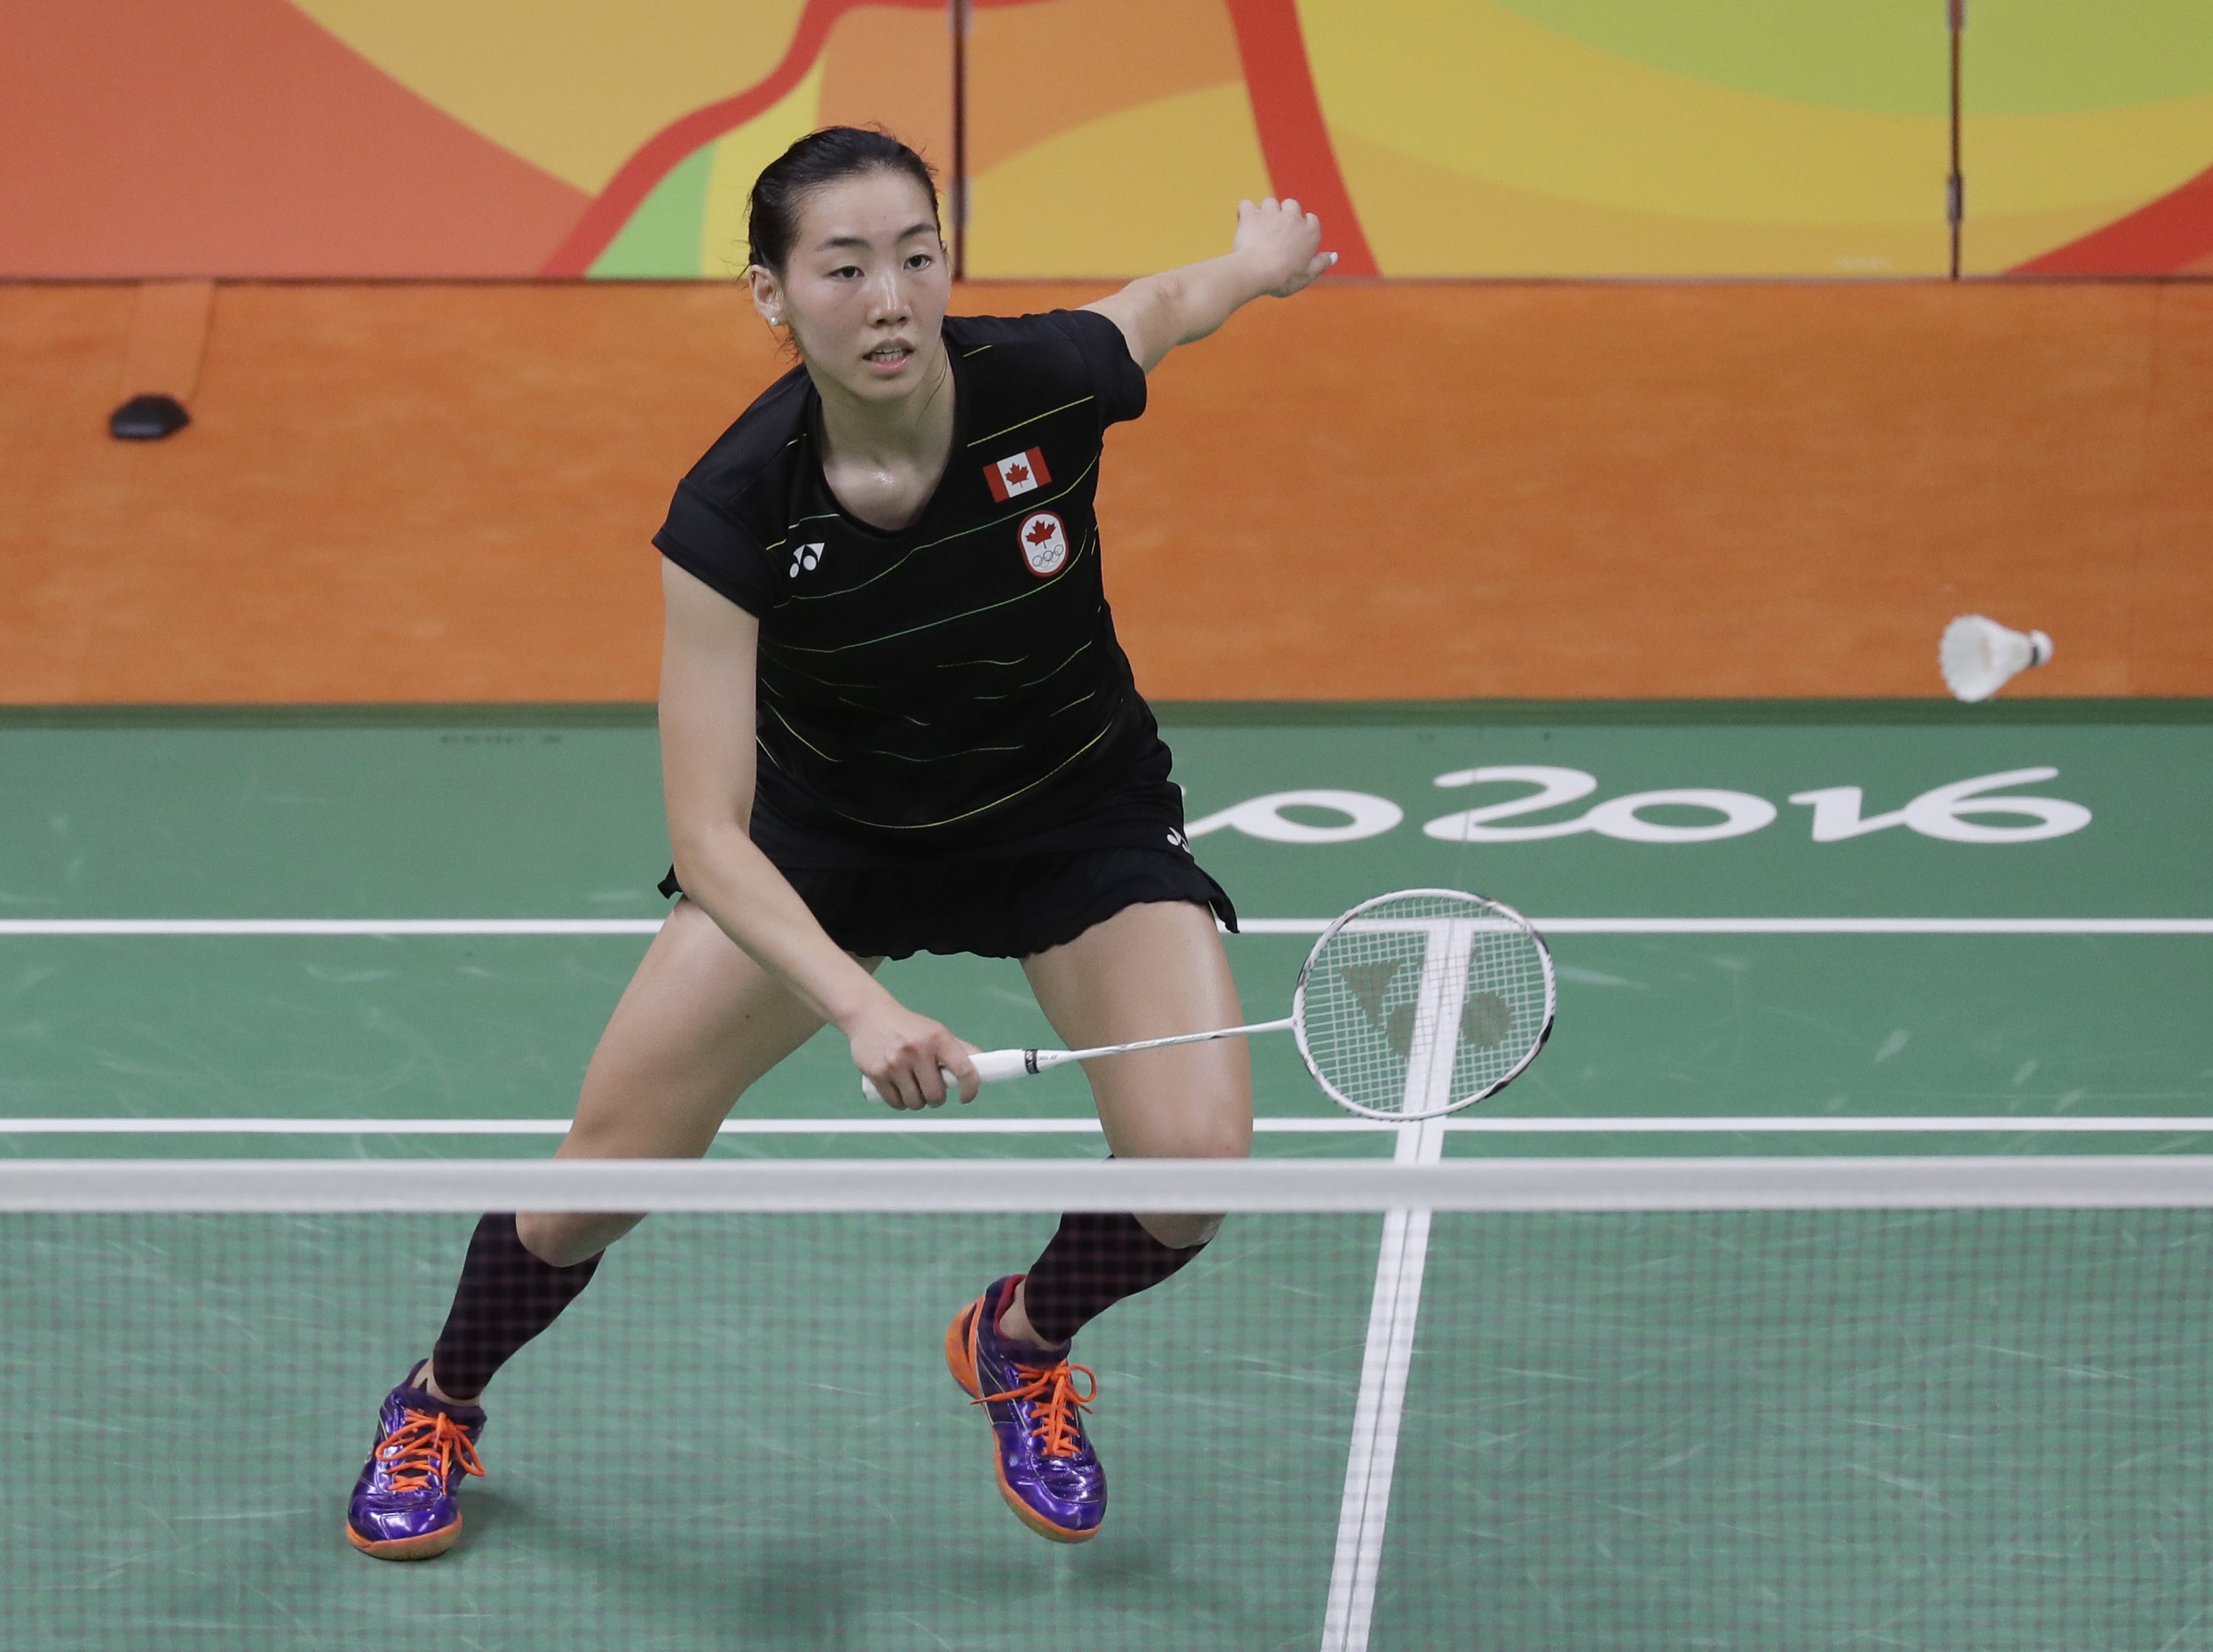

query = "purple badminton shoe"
[[946, 1275, 1105, 1543], [346, 1361, 486, 1560]]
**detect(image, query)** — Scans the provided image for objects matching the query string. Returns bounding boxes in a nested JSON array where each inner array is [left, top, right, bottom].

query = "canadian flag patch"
[[983, 446, 1051, 503], [1019, 511, 1069, 576]]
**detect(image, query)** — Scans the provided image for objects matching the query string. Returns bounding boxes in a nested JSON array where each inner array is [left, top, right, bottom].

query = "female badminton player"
[[347, 127, 1337, 1559]]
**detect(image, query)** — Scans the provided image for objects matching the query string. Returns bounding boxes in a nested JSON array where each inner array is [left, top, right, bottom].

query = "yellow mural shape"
[[1330, 135, 1943, 277], [967, 83, 1272, 278], [1964, 99, 2213, 272], [698, 62, 828, 277], [1297, 0, 1952, 274], [290, 0, 812, 194]]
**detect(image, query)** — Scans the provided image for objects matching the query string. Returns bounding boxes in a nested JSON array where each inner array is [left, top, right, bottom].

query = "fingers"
[[872, 1060, 924, 1111], [876, 1060, 946, 1110], [939, 1038, 982, 1105], [904, 1046, 949, 1108], [851, 1004, 976, 1112], [865, 1048, 935, 1111]]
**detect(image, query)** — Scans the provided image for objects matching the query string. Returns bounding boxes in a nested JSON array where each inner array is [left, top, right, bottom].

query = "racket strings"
[[1297, 891, 1551, 1119]]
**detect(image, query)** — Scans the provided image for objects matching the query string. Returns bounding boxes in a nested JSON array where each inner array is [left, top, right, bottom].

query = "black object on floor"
[[110, 392, 190, 440]]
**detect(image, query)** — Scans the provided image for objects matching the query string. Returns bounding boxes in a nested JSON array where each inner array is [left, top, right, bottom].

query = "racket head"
[[1291, 887, 1555, 1121]]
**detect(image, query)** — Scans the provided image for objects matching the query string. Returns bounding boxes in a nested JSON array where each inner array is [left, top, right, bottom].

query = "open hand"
[[1233, 198, 1337, 297]]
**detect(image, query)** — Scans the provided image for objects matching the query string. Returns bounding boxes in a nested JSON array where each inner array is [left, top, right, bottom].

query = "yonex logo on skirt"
[[985, 447, 1051, 502]]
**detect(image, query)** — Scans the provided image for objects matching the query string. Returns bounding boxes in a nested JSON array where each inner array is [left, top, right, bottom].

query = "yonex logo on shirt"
[[984, 447, 1051, 503], [655, 311, 1146, 842]]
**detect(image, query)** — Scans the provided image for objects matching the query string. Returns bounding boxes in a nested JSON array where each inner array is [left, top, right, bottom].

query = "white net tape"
[[3, 1157, 2212, 1213]]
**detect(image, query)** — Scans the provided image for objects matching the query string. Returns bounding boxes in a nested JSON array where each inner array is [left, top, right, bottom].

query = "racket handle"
[[859, 1046, 1052, 1105]]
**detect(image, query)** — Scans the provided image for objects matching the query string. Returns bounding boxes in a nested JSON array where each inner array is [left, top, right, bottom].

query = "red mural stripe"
[[541, 0, 865, 277], [542, 0, 1046, 279], [1221, 0, 1379, 277], [2012, 162, 2213, 276]]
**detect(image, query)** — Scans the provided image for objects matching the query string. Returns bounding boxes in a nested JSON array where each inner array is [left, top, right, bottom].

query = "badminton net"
[[4, 1155, 2208, 1651]]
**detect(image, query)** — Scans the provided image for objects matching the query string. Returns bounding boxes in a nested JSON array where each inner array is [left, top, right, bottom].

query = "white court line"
[[1, 917, 2209, 937], [0, 1116, 1228, 1136], [4, 1116, 2210, 1136], [1242, 918, 2213, 937], [0, 919, 668, 937], [1320, 920, 1469, 1652]]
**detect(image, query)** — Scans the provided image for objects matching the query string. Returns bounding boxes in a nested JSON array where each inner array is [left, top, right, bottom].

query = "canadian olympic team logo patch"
[[1019, 511, 1069, 577]]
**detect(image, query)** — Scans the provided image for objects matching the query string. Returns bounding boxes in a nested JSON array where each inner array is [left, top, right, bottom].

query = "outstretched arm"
[[1083, 197, 1337, 374]]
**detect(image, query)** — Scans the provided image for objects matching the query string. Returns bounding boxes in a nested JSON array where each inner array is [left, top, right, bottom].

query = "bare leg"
[[417, 896, 877, 1401], [996, 900, 1253, 1347]]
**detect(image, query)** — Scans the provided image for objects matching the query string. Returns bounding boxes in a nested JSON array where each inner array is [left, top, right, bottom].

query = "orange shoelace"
[[375, 1409, 486, 1495], [977, 1359, 1099, 1458]]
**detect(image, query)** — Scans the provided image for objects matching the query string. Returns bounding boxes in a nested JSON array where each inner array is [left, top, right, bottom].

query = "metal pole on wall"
[[1948, 0, 1964, 279], [951, 0, 970, 279]]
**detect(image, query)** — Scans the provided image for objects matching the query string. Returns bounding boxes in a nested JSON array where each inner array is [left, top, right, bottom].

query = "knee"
[[1132, 1109, 1252, 1165], [1136, 1210, 1225, 1249], [1121, 1118, 1246, 1249], [516, 1210, 639, 1269]]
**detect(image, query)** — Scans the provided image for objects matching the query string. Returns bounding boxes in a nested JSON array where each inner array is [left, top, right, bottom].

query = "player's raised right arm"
[[656, 559, 978, 1107]]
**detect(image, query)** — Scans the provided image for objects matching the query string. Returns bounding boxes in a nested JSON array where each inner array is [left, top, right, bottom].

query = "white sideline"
[[1244, 918, 2213, 937], [0, 919, 670, 936], [4, 1115, 2210, 1136], [1, 916, 2209, 937], [4, 1155, 2209, 1213], [1320, 918, 1470, 1652]]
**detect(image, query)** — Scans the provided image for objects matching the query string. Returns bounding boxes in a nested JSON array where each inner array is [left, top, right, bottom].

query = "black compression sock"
[[1020, 1211, 1209, 1346], [428, 1213, 602, 1401]]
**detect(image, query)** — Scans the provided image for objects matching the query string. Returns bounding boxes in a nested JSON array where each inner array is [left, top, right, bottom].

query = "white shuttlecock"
[[1940, 614, 2053, 702]]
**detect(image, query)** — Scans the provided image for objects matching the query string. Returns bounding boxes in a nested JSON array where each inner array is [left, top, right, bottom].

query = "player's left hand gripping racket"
[[862, 887, 1556, 1121]]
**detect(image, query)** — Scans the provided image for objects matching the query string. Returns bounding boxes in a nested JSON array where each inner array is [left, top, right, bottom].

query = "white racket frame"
[[860, 887, 1556, 1121], [1289, 886, 1556, 1121]]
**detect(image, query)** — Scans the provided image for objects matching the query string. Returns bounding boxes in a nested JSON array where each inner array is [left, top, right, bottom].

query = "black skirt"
[[656, 841, 1238, 961], [658, 701, 1236, 959]]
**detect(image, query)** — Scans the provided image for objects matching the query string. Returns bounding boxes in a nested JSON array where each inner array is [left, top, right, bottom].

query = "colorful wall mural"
[[1961, 1, 2213, 275], [1, 0, 2206, 280]]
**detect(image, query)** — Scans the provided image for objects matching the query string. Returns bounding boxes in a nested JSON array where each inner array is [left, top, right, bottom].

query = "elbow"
[[667, 815, 748, 893]]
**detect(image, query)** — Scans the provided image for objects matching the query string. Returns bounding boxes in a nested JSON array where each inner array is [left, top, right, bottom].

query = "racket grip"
[[859, 1046, 1039, 1105]]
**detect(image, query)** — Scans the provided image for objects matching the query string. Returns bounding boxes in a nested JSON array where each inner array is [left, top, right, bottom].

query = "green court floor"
[[3, 702, 2209, 1156], [2, 703, 2209, 1650]]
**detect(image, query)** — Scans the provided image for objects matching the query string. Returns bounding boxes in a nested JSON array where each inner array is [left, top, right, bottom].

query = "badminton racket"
[[862, 887, 1556, 1121]]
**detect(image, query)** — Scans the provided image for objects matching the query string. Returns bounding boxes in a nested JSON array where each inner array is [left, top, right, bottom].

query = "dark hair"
[[746, 127, 940, 274]]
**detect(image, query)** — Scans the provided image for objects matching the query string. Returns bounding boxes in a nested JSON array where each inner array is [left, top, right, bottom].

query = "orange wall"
[[3, 281, 2208, 703]]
